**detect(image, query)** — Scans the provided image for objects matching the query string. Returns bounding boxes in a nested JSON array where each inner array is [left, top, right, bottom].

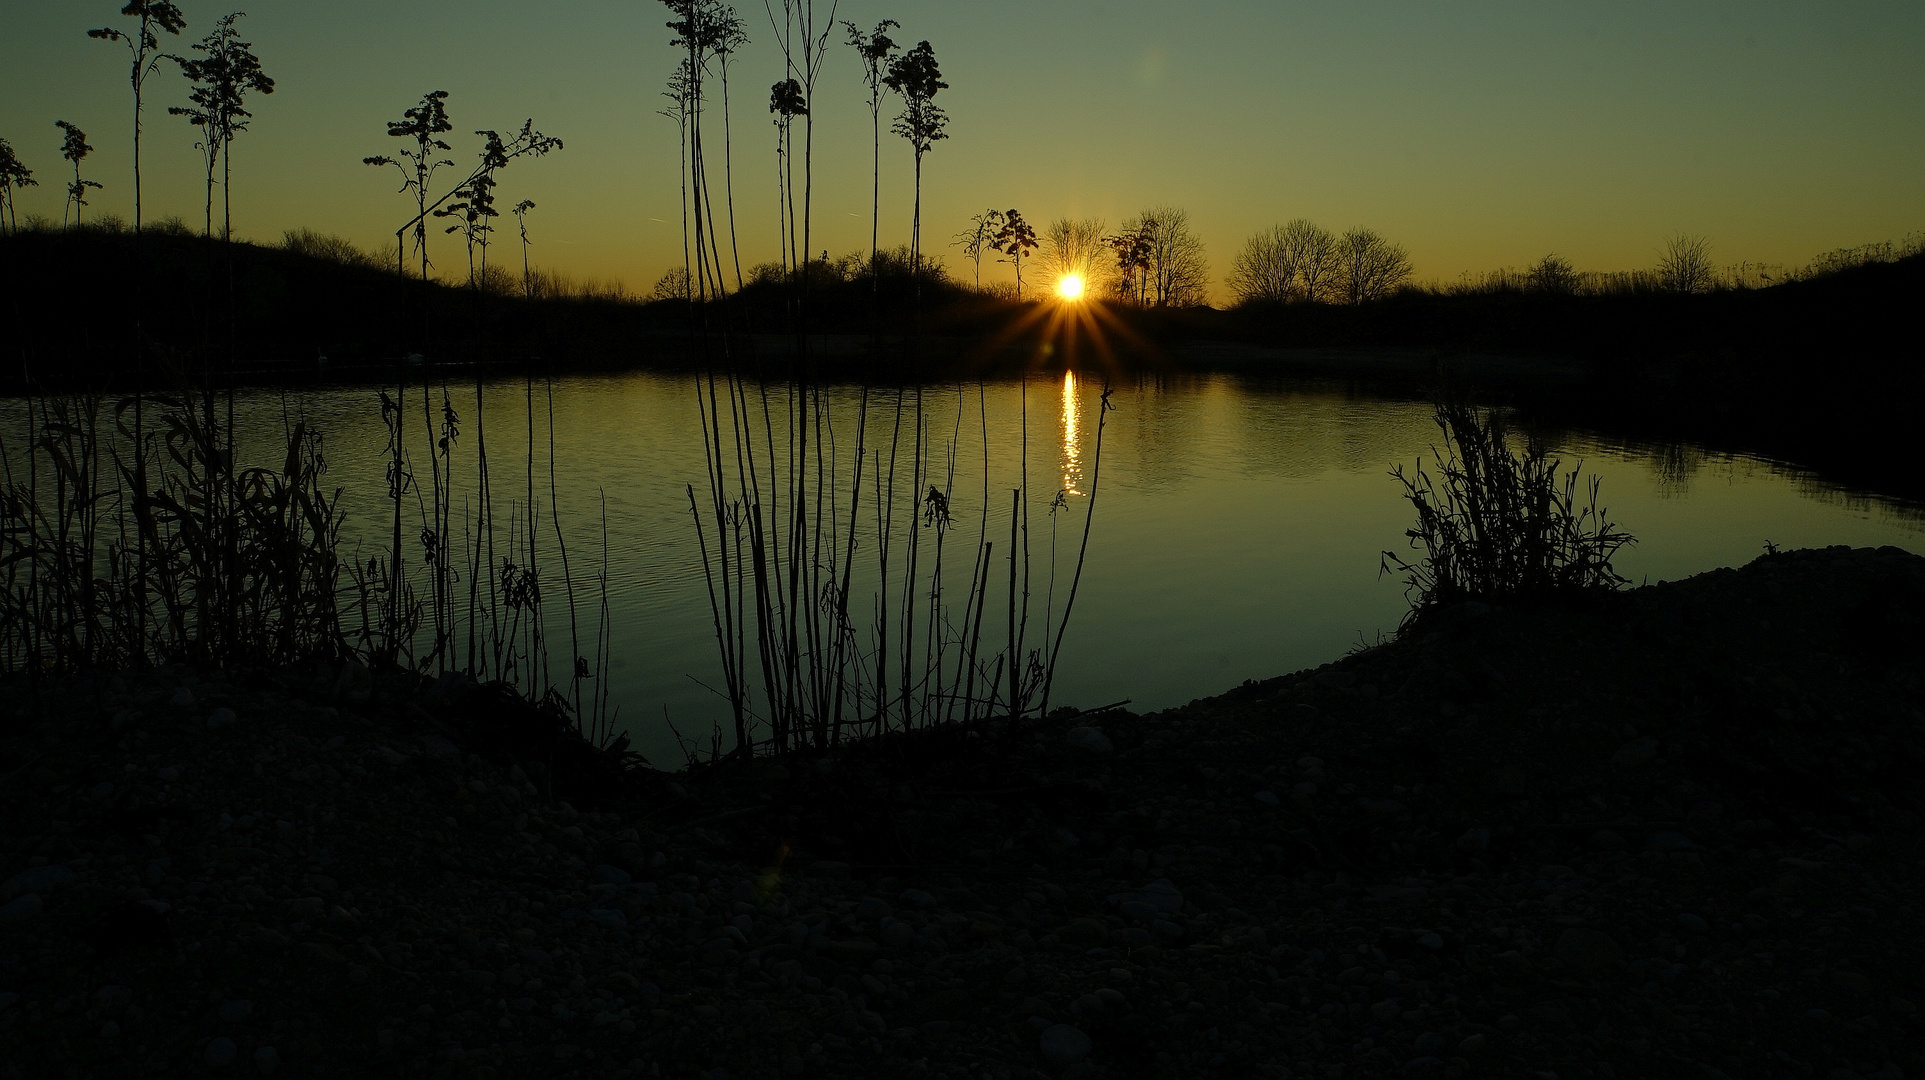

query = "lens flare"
[[1057, 274, 1085, 301]]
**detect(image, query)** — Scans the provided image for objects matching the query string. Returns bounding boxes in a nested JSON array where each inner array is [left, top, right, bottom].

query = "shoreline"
[[4, 545, 1923, 1078]]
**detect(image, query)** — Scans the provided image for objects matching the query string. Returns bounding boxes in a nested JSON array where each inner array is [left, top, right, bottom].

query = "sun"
[[1056, 274, 1085, 301]]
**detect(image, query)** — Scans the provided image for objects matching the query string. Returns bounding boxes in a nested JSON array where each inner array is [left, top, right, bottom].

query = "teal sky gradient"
[[3, 1, 1920, 300]]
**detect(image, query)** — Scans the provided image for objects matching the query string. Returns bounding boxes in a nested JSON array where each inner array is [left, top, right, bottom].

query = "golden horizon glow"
[[1057, 274, 1086, 301]]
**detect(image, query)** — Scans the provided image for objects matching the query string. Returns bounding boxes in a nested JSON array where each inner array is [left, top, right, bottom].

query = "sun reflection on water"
[[1062, 370, 1083, 495]]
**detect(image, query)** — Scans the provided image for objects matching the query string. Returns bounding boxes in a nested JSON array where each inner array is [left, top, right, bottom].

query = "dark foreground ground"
[[3, 545, 1922, 1080]]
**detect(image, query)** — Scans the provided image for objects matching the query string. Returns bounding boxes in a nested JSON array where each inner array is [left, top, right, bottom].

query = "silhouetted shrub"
[[1383, 403, 1634, 625]]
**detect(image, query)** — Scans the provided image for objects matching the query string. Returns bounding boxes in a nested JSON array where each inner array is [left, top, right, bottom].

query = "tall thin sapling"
[[167, 12, 275, 241], [844, 19, 899, 294], [0, 140, 35, 236], [993, 209, 1038, 299], [883, 40, 949, 305], [952, 208, 1004, 291], [364, 90, 456, 281], [88, 0, 186, 234], [513, 199, 536, 299], [54, 122, 103, 226]]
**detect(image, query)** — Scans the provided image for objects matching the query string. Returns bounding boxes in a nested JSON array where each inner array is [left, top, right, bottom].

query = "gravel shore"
[[4, 544, 1922, 1080]]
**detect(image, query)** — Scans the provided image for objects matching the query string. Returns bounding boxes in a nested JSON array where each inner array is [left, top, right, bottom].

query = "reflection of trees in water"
[[1107, 373, 1437, 484], [1652, 441, 1706, 498]]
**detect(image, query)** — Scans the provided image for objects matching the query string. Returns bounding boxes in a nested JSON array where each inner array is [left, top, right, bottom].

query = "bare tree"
[[1132, 206, 1208, 307], [88, 0, 186, 235], [844, 19, 899, 292], [1283, 219, 1342, 303], [0, 139, 35, 236], [951, 208, 1003, 290], [1526, 253, 1577, 295], [1336, 226, 1411, 304], [1038, 217, 1110, 297], [1225, 218, 1341, 305], [1103, 223, 1152, 305], [1226, 224, 1295, 305], [1657, 233, 1715, 294], [55, 122, 103, 226]]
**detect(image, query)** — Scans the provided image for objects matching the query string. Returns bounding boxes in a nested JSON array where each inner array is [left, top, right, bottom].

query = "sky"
[[2, 1, 1921, 301]]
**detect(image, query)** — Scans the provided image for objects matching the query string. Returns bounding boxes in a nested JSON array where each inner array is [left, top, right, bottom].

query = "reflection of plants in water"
[[1382, 402, 1634, 626], [688, 380, 1112, 759]]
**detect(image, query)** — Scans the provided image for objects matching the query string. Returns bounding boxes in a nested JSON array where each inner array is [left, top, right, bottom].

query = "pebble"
[[0, 894, 44, 922], [218, 999, 252, 1022], [1039, 1024, 1092, 1065], [205, 1036, 238, 1067], [207, 707, 238, 728], [255, 1046, 279, 1074], [169, 686, 196, 707]]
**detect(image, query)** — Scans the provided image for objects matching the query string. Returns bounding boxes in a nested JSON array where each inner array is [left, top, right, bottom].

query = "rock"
[[1060, 918, 1111, 947], [898, 889, 936, 908], [218, 999, 252, 1022], [1494, 951, 1531, 975], [589, 909, 628, 930], [205, 1037, 238, 1068], [207, 707, 238, 728], [1106, 879, 1184, 914], [169, 687, 196, 707], [0, 894, 44, 922], [1459, 1033, 1486, 1053], [1413, 1033, 1446, 1056], [1039, 1024, 1092, 1066], [99, 1020, 120, 1039], [1589, 829, 1627, 849], [156, 766, 179, 782], [1253, 791, 1280, 807], [1370, 998, 1402, 1021], [1063, 727, 1113, 755], [3, 864, 75, 900], [371, 746, 409, 767], [1676, 913, 1709, 935], [1455, 828, 1490, 855], [593, 864, 631, 885], [1611, 737, 1659, 766], [254, 1046, 279, 1074], [1646, 831, 1695, 852], [90, 781, 114, 798], [1833, 971, 1872, 993], [1554, 929, 1623, 973], [1417, 932, 1444, 952], [94, 985, 130, 1015], [420, 735, 460, 760], [333, 661, 373, 705]]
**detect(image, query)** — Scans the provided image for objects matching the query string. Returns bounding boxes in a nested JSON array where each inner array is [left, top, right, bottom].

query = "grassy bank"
[[3, 544, 1921, 1078]]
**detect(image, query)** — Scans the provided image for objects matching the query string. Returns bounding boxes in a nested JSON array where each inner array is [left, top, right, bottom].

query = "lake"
[[8, 369, 1921, 764]]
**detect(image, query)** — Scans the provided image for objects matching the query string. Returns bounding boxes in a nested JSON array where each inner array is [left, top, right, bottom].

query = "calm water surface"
[[20, 371, 1923, 763]]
